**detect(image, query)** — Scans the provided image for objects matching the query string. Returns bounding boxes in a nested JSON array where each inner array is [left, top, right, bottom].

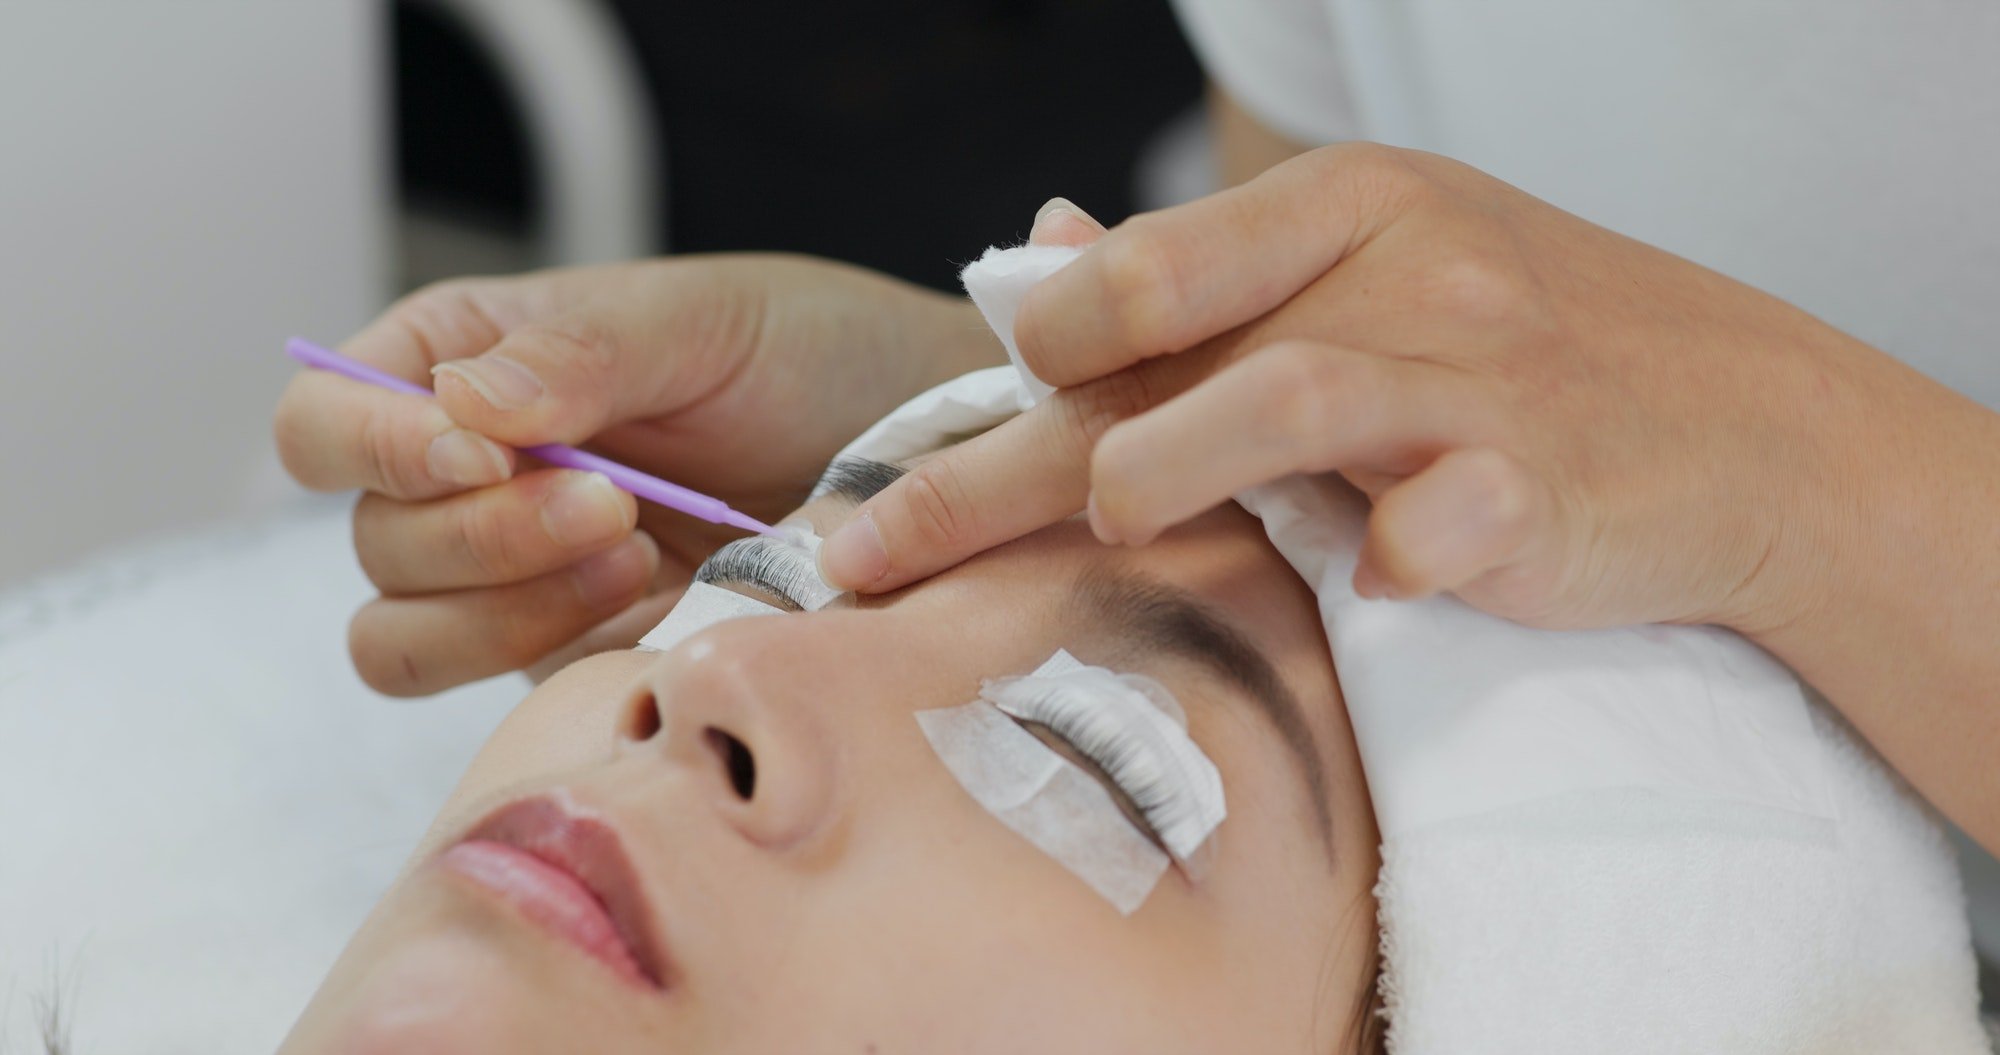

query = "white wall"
[[0, 1, 388, 588]]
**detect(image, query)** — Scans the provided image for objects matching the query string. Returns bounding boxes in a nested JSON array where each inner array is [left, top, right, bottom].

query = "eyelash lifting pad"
[[917, 694, 1171, 915], [983, 650, 1227, 876], [284, 338, 782, 536], [636, 582, 786, 653]]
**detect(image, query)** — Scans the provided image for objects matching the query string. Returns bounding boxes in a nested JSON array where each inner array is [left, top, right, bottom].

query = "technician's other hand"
[[821, 145, 1924, 639], [275, 256, 989, 695]]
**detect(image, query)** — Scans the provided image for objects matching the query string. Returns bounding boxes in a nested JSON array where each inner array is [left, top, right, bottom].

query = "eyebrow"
[[813, 457, 907, 506], [1071, 566, 1335, 852], [770, 456, 1337, 849]]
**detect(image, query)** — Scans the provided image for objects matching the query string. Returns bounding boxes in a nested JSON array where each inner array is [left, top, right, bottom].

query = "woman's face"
[[283, 460, 1380, 1055]]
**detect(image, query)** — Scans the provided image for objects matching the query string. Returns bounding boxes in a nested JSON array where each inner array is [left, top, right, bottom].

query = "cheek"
[[693, 746, 1241, 1053]]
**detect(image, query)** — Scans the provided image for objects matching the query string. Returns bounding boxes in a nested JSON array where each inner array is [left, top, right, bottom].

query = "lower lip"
[[440, 839, 655, 989]]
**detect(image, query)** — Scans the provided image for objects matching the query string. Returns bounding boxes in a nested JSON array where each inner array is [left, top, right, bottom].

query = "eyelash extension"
[[693, 530, 843, 612], [985, 669, 1226, 866]]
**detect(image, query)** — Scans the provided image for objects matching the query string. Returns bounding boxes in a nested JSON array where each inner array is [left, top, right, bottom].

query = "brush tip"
[[723, 510, 781, 536]]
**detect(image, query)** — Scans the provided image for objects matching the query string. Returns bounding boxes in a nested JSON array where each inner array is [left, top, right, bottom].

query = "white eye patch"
[[917, 696, 1171, 914], [636, 582, 785, 653], [982, 651, 1227, 871], [916, 650, 1228, 914]]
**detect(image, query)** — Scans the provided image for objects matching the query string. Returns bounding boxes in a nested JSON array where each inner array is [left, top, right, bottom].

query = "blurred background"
[[0, 0, 1208, 590]]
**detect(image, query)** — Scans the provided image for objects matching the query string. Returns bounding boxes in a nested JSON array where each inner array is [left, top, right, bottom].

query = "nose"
[[618, 623, 842, 852]]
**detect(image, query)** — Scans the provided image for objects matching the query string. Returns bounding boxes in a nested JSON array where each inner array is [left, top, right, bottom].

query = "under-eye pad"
[[637, 582, 785, 653], [917, 696, 1171, 915], [980, 649, 1226, 870]]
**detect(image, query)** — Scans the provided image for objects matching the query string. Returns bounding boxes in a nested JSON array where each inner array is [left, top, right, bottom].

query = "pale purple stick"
[[285, 338, 779, 536]]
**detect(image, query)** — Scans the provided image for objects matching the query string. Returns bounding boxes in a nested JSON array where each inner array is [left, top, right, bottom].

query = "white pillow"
[[0, 499, 520, 1052]]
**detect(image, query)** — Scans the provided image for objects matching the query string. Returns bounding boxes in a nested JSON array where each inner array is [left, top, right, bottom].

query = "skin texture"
[[277, 480, 1381, 1054], [818, 137, 2000, 854], [272, 254, 1001, 696]]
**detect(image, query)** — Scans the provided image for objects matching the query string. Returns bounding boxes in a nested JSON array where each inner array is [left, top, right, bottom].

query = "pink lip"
[[439, 795, 671, 991]]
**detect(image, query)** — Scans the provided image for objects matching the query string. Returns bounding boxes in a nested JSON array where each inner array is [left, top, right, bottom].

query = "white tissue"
[[636, 582, 784, 653], [959, 243, 1081, 402]]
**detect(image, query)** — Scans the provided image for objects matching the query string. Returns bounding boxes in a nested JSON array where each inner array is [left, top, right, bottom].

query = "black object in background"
[[396, 1, 1204, 292]]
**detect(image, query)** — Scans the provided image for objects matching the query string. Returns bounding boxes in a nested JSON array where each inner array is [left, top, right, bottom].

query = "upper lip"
[[455, 792, 673, 989]]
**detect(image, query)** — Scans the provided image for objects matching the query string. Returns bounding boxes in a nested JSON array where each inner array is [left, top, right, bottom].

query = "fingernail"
[[1352, 561, 1391, 600], [1086, 492, 1115, 544], [541, 472, 629, 548], [1034, 196, 1094, 226], [817, 512, 888, 590], [434, 355, 544, 411], [1030, 197, 1103, 244], [572, 533, 656, 609], [426, 428, 511, 488]]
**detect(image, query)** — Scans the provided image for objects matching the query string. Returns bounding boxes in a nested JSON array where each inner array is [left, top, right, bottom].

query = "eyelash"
[[995, 678, 1213, 858], [694, 533, 837, 611]]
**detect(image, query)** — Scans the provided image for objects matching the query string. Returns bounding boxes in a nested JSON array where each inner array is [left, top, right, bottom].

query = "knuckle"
[[1261, 342, 1349, 439], [896, 458, 982, 553], [454, 499, 525, 583], [391, 279, 494, 364], [357, 403, 426, 497], [516, 319, 617, 379], [1096, 223, 1189, 354], [1322, 141, 1420, 193], [1062, 369, 1158, 453], [1462, 449, 1534, 533], [1424, 254, 1526, 322]]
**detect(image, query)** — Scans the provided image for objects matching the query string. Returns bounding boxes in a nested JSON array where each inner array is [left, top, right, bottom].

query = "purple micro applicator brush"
[[286, 338, 780, 536]]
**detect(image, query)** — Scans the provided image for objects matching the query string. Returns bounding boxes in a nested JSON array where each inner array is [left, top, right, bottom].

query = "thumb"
[[430, 314, 699, 448], [1030, 196, 1108, 248]]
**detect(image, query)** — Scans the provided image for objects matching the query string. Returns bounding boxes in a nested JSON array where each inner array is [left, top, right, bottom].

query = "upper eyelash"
[[695, 537, 820, 611], [995, 678, 1219, 860]]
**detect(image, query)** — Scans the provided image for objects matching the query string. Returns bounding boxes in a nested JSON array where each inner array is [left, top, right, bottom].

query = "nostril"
[[621, 689, 662, 743], [705, 727, 756, 800]]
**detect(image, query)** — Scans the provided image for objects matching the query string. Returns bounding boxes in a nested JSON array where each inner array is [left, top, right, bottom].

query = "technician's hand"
[[275, 255, 992, 695], [819, 144, 1925, 638]]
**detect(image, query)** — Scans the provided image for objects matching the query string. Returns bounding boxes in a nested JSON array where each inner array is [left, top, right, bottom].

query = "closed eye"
[[694, 536, 822, 611], [1011, 716, 1168, 853]]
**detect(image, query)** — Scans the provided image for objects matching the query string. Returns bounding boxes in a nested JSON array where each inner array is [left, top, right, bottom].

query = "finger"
[[1352, 447, 1548, 601], [1013, 142, 1418, 388], [353, 469, 639, 594], [1089, 340, 1482, 545], [275, 277, 521, 498], [1029, 196, 1108, 247], [275, 375, 516, 500], [429, 295, 727, 449], [817, 363, 1184, 593], [349, 532, 661, 697]]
